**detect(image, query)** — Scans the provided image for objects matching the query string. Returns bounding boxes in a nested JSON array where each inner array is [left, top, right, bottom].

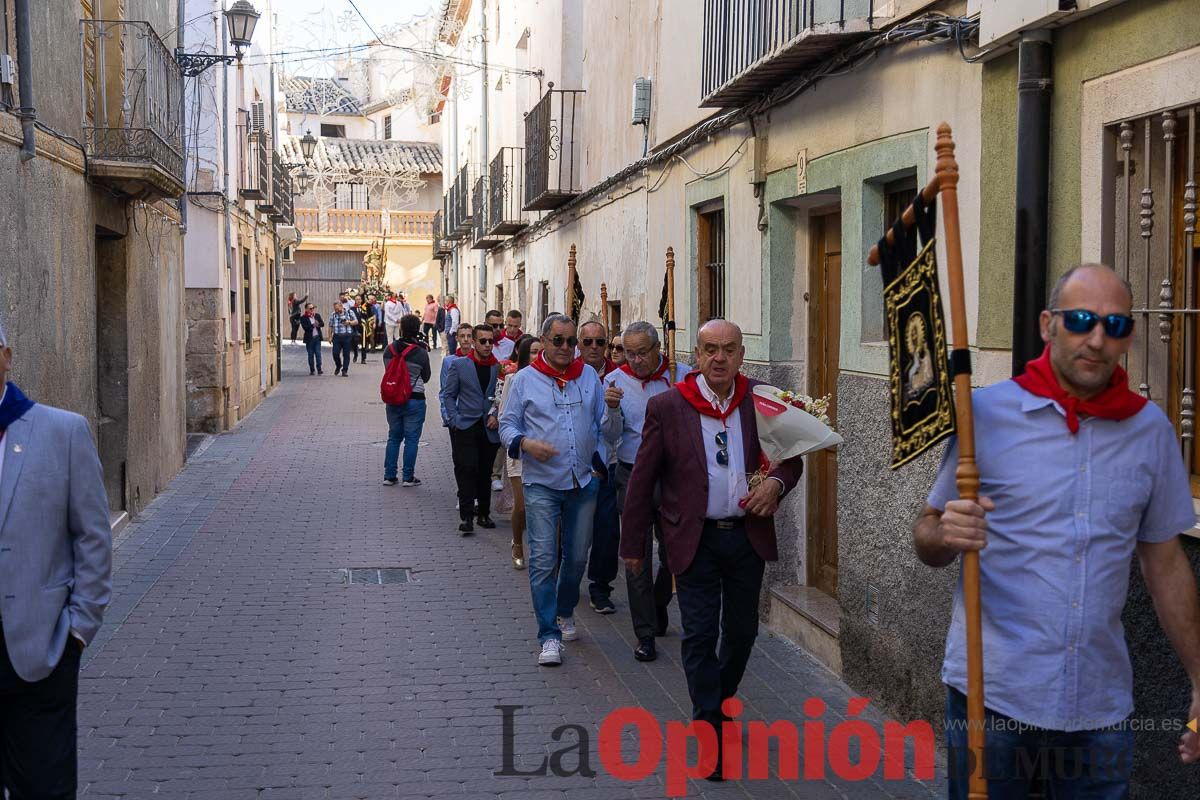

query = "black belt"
[[706, 517, 745, 530]]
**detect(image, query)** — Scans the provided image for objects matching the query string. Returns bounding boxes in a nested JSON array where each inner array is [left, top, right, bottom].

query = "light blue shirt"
[[928, 380, 1195, 731], [499, 363, 606, 491], [603, 360, 690, 464]]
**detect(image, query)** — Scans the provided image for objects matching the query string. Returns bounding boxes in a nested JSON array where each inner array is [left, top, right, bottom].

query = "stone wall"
[[186, 288, 227, 433]]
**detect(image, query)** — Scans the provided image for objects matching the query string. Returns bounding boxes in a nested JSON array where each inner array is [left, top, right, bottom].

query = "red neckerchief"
[[511, 328, 524, 338], [468, 350, 499, 367], [532, 352, 585, 389], [447, 303, 459, 311], [620, 357, 671, 389], [675, 371, 749, 421], [495, 330, 510, 343], [455, 347, 470, 357], [1013, 344, 1147, 434]]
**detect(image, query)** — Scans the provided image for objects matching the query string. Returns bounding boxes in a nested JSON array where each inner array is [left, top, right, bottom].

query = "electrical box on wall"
[[0, 55, 14, 86], [631, 77, 652, 126]]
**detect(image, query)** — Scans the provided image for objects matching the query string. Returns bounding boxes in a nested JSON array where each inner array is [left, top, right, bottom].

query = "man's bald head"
[[697, 319, 743, 346], [695, 319, 744, 397]]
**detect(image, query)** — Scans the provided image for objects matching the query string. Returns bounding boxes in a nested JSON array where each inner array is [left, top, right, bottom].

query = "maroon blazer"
[[619, 379, 804, 575]]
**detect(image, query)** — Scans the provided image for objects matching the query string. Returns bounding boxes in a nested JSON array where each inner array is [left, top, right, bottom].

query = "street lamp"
[[176, 1, 261, 77], [300, 130, 318, 161], [225, 1, 261, 57], [293, 168, 313, 194]]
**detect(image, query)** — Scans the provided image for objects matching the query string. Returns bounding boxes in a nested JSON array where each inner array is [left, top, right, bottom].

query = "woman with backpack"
[[381, 314, 432, 487]]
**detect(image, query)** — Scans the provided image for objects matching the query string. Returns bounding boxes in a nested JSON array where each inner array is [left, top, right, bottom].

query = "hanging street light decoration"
[[176, 1, 261, 77]]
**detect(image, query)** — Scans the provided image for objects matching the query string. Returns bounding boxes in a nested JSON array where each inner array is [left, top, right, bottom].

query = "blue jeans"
[[384, 398, 426, 481], [586, 464, 620, 601], [945, 686, 1133, 799], [524, 480, 599, 643], [305, 338, 322, 372]]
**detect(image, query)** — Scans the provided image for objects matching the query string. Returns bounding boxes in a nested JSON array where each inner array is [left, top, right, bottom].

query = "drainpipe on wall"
[[178, 0, 188, 232], [269, 21, 281, 383], [14, 0, 36, 162], [1011, 29, 1053, 375], [450, 63, 460, 302], [478, 0, 489, 300]]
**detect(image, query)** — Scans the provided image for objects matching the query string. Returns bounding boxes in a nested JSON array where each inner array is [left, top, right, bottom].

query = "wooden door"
[[807, 210, 841, 597]]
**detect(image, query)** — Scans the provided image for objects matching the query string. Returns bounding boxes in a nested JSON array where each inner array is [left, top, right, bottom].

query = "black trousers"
[[423, 322, 439, 348], [289, 316, 301, 341], [615, 461, 673, 639], [674, 520, 764, 727], [0, 635, 80, 800], [450, 421, 499, 520], [331, 334, 354, 373]]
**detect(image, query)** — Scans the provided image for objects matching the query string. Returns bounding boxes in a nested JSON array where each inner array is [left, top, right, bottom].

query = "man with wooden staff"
[[913, 264, 1200, 797], [621, 319, 804, 780]]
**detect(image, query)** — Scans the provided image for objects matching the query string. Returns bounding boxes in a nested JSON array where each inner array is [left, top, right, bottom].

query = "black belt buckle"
[[714, 518, 739, 530]]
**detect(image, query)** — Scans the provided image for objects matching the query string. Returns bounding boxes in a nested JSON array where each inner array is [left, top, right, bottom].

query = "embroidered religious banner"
[[876, 193, 955, 469]]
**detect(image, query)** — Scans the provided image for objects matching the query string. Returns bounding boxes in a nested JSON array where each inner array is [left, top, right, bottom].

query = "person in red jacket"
[[620, 319, 804, 781]]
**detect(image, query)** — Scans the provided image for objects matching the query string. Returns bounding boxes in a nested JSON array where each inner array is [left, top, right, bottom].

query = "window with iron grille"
[[242, 249, 253, 349], [335, 183, 369, 209], [697, 207, 726, 322], [1108, 105, 1200, 493], [383, 114, 392, 140]]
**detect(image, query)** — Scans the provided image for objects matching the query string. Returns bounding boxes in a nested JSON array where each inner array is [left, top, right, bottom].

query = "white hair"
[[622, 320, 659, 347], [540, 313, 575, 337]]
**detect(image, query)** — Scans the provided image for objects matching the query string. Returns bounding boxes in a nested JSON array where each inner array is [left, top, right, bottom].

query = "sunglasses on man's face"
[[715, 430, 729, 467], [477, 338, 494, 345], [581, 337, 607, 347], [1051, 308, 1135, 339], [490, 322, 504, 330], [548, 335, 578, 348]]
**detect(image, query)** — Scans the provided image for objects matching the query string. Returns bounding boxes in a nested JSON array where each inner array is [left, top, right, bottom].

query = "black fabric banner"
[[570, 269, 586, 325], [876, 192, 955, 469]]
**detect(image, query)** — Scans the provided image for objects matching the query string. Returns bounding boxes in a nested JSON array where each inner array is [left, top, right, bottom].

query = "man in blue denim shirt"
[[500, 313, 606, 667], [914, 265, 1200, 798]]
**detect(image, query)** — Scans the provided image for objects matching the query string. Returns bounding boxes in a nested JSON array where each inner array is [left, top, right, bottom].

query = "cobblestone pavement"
[[77, 344, 946, 799]]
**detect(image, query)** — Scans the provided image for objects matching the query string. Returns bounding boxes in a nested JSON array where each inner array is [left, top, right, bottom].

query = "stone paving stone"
[[77, 345, 945, 799]]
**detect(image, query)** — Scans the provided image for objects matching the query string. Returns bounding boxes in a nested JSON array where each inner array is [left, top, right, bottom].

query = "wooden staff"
[[601, 282, 610, 333], [868, 124, 986, 800], [665, 246, 677, 376], [567, 243, 578, 322]]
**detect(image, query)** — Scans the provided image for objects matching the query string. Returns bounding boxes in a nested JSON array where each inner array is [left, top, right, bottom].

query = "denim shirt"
[[499, 364, 606, 490], [928, 380, 1194, 731]]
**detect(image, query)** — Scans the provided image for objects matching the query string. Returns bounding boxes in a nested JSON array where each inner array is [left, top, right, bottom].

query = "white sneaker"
[[538, 639, 563, 666], [557, 616, 577, 641], [491, 478, 503, 492]]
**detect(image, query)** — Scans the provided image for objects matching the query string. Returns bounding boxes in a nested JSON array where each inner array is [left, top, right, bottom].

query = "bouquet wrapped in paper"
[[751, 385, 842, 462]]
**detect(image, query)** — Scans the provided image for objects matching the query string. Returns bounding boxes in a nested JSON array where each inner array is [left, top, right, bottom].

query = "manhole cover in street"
[[341, 568, 412, 585]]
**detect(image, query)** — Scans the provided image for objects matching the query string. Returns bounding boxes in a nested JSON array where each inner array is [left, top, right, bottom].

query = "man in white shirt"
[[383, 293, 406, 343]]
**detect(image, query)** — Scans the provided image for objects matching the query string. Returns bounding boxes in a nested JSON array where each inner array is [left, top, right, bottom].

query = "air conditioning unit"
[[277, 225, 300, 247], [631, 77, 652, 126], [971, 0, 1132, 53], [281, 244, 295, 264]]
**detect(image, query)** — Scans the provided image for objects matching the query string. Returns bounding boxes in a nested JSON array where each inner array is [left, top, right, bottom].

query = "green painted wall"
[[977, 0, 1200, 349]]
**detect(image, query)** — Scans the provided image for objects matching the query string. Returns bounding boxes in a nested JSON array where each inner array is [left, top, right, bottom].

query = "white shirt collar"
[[696, 374, 735, 414]]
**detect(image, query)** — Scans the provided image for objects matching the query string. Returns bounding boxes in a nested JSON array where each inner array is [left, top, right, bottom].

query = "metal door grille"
[[1110, 105, 1200, 480]]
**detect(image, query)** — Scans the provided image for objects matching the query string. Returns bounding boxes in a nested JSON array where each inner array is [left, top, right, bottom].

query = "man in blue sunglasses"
[[913, 263, 1200, 798]]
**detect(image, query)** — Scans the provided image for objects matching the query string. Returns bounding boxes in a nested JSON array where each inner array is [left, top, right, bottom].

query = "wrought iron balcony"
[[701, 0, 878, 108], [453, 164, 473, 233], [433, 210, 453, 257], [472, 174, 504, 250], [488, 147, 526, 235], [243, 131, 270, 201], [524, 84, 584, 211], [80, 19, 184, 199]]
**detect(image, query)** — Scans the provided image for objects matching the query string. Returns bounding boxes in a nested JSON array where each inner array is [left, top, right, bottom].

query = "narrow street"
[[76, 345, 945, 799]]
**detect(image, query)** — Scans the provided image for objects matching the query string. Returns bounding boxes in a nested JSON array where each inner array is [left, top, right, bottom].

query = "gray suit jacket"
[[439, 356, 500, 443], [0, 404, 112, 681]]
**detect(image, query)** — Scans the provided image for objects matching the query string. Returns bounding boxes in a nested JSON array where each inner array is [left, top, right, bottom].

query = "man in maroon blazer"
[[620, 319, 804, 778]]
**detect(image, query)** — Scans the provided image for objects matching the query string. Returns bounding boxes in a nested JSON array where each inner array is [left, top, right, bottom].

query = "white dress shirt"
[[493, 334, 515, 361], [0, 384, 7, 485], [696, 374, 748, 520]]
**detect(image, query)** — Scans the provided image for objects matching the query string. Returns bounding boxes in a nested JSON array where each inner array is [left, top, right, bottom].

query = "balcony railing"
[[80, 19, 184, 199], [453, 164, 473, 233], [242, 131, 270, 201], [433, 210, 453, 256], [472, 174, 504, 250], [294, 208, 436, 238], [524, 84, 584, 211], [488, 147, 526, 235], [701, 0, 877, 107]]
